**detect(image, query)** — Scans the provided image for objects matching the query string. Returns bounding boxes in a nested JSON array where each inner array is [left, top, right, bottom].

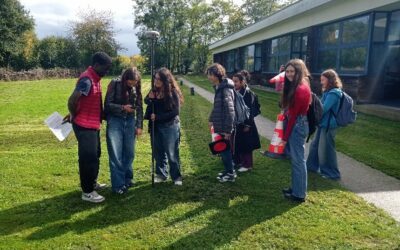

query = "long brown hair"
[[321, 69, 343, 92], [156, 67, 184, 109], [281, 59, 310, 108], [120, 67, 142, 105]]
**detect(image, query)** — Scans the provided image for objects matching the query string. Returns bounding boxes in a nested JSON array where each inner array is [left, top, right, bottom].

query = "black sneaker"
[[125, 182, 134, 189], [282, 188, 305, 202], [114, 186, 127, 195], [218, 173, 235, 183], [217, 170, 237, 179]]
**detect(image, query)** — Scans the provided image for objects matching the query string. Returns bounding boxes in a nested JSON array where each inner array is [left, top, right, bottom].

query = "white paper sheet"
[[44, 112, 72, 141]]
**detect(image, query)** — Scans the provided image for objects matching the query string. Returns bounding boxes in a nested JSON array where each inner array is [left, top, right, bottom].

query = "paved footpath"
[[180, 77, 400, 222]]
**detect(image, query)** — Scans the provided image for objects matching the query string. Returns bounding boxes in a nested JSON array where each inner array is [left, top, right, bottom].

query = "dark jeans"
[[73, 123, 101, 193]]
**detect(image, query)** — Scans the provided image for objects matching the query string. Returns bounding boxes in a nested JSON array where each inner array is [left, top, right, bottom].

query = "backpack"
[[233, 89, 251, 124], [306, 92, 323, 142], [331, 90, 357, 127]]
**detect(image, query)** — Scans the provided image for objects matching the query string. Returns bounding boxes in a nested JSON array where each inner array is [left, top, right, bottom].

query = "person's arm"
[[66, 77, 91, 121], [283, 86, 310, 141], [135, 92, 144, 130], [323, 92, 340, 115], [222, 88, 235, 135]]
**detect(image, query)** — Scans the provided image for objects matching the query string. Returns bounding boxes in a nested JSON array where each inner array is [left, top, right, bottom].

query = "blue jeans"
[[106, 115, 136, 192], [153, 120, 182, 181], [220, 143, 234, 174], [288, 116, 308, 199], [307, 127, 340, 179]]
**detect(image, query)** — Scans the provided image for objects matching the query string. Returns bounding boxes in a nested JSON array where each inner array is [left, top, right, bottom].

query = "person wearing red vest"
[[64, 52, 112, 203]]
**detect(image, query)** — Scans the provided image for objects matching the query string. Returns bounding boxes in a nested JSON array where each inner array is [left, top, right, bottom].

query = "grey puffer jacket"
[[104, 79, 143, 129], [209, 78, 235, 134]]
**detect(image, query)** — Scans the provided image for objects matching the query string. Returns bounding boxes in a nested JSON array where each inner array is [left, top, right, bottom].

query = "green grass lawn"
[[0, 77, 399, 249], [183, 74, 400, 180]]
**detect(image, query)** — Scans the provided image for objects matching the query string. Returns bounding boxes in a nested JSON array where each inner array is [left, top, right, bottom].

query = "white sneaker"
[[174, 180, 183, 186], [82, 191, 105, 203], [154, 175, 167, 183], [237, 167, 251, 173]]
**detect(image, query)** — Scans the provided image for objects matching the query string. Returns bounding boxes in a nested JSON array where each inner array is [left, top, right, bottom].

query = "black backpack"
[[306, 92, 323, 142]]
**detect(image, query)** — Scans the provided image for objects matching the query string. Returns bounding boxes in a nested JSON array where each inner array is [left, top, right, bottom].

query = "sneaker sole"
[[82, 197, 105, 203]]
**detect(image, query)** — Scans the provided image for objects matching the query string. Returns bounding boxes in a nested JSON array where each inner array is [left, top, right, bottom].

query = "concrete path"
[[180, 77, 400, 222]]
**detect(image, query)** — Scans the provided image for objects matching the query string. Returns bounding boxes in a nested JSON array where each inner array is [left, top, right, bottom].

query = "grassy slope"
[[183, 75, 400, 180], [0, 78, 399, 249]]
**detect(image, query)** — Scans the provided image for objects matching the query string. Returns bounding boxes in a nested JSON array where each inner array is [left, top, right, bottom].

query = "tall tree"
[[69, 9, 122, 67], [241, 0, 280, 24], [0, 0, 34, 68], [35, 36, 80, 69], [134, 0, 246, 73]]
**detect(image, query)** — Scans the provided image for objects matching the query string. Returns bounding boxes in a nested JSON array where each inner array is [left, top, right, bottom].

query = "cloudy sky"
[[19, 0, 140, 56], [19, 0, 244, 56]]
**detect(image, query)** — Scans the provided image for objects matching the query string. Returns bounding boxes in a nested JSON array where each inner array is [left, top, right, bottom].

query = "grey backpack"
[[331, 90, 357, 127]]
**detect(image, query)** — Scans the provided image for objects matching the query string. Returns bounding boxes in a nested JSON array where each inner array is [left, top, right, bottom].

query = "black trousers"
[[73, 123, 101, 193]]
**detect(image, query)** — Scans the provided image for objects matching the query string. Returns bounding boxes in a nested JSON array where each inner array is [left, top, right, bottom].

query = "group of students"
[[207, 59, 343, 203], [65, 52, 184, 203], [65, 52, 343, 204]]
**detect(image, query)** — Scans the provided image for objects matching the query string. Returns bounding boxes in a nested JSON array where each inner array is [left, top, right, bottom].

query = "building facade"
[[210, 0, 400, 104]]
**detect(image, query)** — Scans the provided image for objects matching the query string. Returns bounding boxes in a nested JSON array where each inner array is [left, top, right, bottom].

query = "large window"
[[291, 33, 308, 62], [266, 35, 291, 72], [226, 50, 235, 73], [254, 43, 262, 72], [388, 11, 400, 42], [373, 13, 387, 42], [317, 14, 370, 73]]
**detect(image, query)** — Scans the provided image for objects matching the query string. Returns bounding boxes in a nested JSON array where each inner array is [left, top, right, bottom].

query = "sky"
[[19, 0, 244, 56]]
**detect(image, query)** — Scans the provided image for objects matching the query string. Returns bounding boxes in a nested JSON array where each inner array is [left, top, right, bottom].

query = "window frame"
[[316, 13, 372, 75]]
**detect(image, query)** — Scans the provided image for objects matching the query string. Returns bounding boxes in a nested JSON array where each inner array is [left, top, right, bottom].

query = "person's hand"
[[136, 128, 142, 136], [279, 140, 287, 147], [223, 133, 231, 140], [150, 113, 156, 121], [123, 105, 134, 113], [62, 114, 71, 124], [243, 126, 250, 132]]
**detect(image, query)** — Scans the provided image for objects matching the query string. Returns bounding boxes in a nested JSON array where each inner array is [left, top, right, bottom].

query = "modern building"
[[209, 0, 400, 104]]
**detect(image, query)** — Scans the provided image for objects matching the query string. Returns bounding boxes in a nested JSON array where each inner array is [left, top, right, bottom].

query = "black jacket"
[[104, 79, 143, 129], [209, 78, 235, 134], [233, 86, 261, 153]]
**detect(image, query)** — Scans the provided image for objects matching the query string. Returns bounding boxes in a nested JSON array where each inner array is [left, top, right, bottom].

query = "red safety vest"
[[73, 66, 103, 130]]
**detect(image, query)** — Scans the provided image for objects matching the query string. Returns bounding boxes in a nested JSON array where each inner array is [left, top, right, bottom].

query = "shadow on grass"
[[0, 85, 343, 247]]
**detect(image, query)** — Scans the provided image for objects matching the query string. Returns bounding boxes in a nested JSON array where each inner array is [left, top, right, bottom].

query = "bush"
[[0, 68, 81, 81]]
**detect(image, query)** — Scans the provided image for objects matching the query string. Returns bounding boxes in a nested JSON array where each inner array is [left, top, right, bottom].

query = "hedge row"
[[0, 68, 81, 81]]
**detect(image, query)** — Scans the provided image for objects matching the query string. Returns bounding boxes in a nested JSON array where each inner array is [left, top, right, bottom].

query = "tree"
[[10, 30, 39, 70], [241, 0, 280, 24], [69, 9, 123, 67], [35, 36, 80, 69], [0, 0, 34, 68]]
